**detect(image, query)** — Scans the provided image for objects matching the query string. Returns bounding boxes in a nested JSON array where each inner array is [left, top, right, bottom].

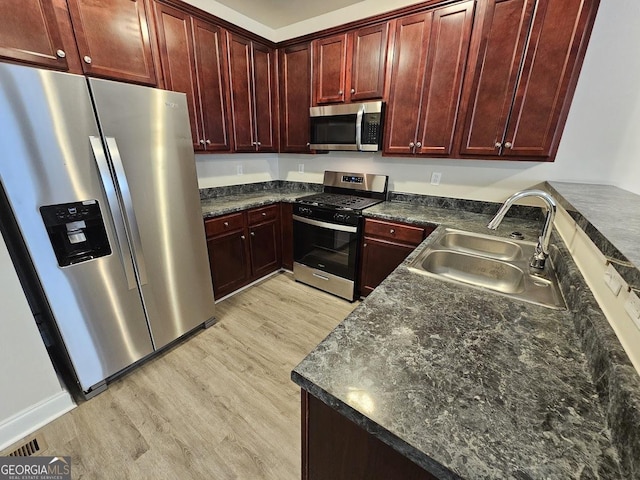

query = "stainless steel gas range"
[[293, 171, 388, 301]]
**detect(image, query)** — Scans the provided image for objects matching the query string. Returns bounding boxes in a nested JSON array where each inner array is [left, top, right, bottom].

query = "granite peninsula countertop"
[[292, 202, 626, 479]]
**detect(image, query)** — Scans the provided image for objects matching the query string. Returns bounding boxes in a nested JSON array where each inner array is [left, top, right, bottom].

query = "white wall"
[[195, 1, 640, 199], [0, 236, 74, 451], [195, 153, 279, 188]]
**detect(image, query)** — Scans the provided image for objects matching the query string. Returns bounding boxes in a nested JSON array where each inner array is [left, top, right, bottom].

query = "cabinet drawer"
[[205, 213, 245, 237], [364, 219, 425, 245], [248, 204, 279, 225]]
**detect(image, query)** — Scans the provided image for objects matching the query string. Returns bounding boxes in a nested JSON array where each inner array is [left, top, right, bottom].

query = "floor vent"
[[7, 435, 46, 456]]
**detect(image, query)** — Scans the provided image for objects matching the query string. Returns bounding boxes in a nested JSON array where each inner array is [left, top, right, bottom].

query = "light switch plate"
[[624, 290, 640, 330], [604, 263, 624, 296], [298, 164, 304, 174], [236, 164, 243, 175]]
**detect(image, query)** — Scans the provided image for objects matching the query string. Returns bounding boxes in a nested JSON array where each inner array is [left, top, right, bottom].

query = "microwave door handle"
[[89, 136, 137, 290], [105, 137, 148, 286], [355, 105, 365, 151]]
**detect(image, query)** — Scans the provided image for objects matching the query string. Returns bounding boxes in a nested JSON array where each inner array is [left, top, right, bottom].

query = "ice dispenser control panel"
[[40, 200, 111, 267]]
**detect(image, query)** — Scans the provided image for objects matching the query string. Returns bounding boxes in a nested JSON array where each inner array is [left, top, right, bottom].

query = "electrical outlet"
[[624, 290, 640, 330], [604, 263, 625, 296], [298, 164, 304, 174], [236, 164, 243, 175], [430, 172, 442, 185]]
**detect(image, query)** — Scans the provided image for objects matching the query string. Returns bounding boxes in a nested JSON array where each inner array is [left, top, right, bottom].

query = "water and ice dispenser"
[[40, 200, 111, 266]]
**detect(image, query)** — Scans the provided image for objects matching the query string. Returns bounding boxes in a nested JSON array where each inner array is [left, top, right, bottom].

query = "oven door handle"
[[293, 215, 358, 233]]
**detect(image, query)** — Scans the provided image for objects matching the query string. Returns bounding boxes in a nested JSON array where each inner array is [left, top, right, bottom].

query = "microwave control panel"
[[363, 113, 382, 145]]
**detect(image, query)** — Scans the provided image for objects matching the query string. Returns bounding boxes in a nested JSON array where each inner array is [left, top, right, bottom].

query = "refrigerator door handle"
[[89, 136, 137, 290], [105, 137, 149, 286]]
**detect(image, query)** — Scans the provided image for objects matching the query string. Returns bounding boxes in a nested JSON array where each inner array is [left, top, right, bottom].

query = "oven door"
[[293, 215, 359, 301]]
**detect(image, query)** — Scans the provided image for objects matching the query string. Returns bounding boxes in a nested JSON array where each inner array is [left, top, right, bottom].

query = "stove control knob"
[[334, 213, 350, 223]]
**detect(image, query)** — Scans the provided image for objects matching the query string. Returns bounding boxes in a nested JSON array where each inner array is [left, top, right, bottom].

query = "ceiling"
[[212, 0, 365, 29]]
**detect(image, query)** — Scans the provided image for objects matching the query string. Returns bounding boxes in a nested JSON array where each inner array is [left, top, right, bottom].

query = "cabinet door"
[[207, 230, 251, 300], [360, 237, 415, 297], [415, 2, 475, 156], [67, 0, 157, 85], [384, 13, 432, 156], [153, 3, 202, 150], [227, 33, 256, 152], [458, 0, 536, 156], [314, 33, 348, 104], [0, 0, 75, 71], [350, 23, 389, 101], [279, 43, 311, 153], [249, 219, 281, 279], [252, 42, 278, 152], [193, 19, 231, 152], [502, 0, 598, 158]]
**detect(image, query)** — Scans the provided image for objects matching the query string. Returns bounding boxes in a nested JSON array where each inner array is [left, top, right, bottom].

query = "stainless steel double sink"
[[407, 228, 566, 309]]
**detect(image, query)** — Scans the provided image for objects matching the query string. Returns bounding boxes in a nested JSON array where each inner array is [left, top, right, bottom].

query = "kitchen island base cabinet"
[[302, 391, 437, 480]]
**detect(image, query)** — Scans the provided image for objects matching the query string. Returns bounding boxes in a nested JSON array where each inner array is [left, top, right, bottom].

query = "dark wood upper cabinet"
[[252, 42, 278, 152], [314, 33, 348, 104], [384, 2, 474, 156], [0, 0, 69, 71], [67, 0, 157, 85], [350, 23, 389, 102], [192, 19, 231, 152], [279, 43, 312, 153], [227, 32, 278, 153], [154, 4, 231, 152], [457, 0, 599, 160], [313, 23, 389, 105]]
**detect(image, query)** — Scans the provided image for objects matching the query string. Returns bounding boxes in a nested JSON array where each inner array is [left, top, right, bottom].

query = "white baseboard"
[[0, 391, 76, 452]]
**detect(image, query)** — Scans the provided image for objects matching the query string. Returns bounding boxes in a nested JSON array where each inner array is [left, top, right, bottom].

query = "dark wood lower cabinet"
[[206, 229, 250, 299], [280, 203, 294, 270], [302, 391, 437, 480], [206, 203, 288, 299], [359, 219, 434, 297]]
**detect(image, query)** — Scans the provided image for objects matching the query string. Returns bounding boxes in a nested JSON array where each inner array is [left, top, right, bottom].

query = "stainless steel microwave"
[[309, 101, 384, 152]]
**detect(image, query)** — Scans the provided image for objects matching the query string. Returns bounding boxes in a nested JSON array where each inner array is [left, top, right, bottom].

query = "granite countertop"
[[545, 182, 640, 290], [201, 190, 300, 218], [292, 201, 624, 479]]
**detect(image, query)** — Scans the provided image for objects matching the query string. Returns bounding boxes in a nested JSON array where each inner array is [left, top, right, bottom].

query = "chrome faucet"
[[487, 189, 557, 270]]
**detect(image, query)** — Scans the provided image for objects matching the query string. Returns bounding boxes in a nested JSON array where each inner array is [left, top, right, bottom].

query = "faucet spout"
[[487, 189, 557, 269]]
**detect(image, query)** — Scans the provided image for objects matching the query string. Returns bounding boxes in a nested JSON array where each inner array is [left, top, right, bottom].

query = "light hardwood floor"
[[6, 272, 357, 479]]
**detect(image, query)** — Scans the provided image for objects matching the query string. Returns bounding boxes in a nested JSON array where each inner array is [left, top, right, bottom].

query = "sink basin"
[[437, 231, 523, 261], [420, 250, 525, 294], [408, 229, 566, 310]]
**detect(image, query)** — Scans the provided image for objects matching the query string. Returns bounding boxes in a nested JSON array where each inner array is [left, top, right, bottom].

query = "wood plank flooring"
[[5, 272, 357, 479]]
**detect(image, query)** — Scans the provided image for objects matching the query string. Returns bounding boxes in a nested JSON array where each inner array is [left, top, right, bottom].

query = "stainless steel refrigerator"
[[0, 63, 216, 398]]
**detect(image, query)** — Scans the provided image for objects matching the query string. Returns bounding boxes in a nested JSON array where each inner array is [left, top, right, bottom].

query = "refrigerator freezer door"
[[0, 64, 154, 392], [88, 78, 216, 349]]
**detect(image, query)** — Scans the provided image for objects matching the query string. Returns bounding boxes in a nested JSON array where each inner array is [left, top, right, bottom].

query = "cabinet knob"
[[495, 142, 502, 148], [390, 229, 395, 234], [206, 139, 211, 145], [240, 235, 245, 240], [338, 90, 343, 95], [56, 49, 66, 58], [306, 143, 311, 147], [261, 212, 267, 216], [199, 139, 206, 145], [223, 221, 229, 227], [83, 55, 92, 64], [415, 142, 422, 148], [250, 231, 255, 237], [409, 142, 415, 148], [504, 142, 513, 149], [257, 142, 262, 147], [350, 88, 355, 94]]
